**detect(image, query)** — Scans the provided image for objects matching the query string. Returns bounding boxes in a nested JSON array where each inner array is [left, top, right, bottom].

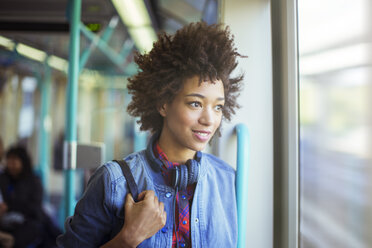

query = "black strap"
[[113, 160, 139, 202]]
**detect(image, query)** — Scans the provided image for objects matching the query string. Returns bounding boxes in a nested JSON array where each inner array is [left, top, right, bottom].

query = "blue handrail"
[[235, 123, 250, 248], [63, 0, 81, 220]]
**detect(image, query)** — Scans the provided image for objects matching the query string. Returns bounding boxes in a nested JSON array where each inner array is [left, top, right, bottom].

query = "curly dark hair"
[[127, 22, 245, 133]]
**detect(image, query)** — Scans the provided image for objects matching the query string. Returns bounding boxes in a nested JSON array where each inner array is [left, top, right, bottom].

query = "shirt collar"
[[153, 141, 180, 170]]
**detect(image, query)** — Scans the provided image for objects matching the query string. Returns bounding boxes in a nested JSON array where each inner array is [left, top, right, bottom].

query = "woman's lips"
[[192, 130, 211, 142]]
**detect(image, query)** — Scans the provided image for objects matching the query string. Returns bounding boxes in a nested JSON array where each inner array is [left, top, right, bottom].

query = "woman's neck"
[[158, 132, 196, 164]]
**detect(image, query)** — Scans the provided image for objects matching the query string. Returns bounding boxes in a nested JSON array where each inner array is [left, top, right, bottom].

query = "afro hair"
[[127, 22, 245, 133]]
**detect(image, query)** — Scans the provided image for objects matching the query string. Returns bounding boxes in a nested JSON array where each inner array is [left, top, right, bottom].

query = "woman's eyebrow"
[[185, 93, 204, 98], [185, 93, 225, 101]]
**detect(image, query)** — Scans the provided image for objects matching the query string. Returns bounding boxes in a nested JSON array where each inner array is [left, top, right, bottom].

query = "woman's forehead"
[[181, 76, 224, 95]]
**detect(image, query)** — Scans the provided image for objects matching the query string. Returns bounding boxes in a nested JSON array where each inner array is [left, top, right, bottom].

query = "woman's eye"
[[189, 102, 202, 108], [215, 105, 224, 111]]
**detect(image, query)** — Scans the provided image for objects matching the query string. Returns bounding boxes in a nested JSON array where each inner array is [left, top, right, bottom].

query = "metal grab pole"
[[63, 0, 81, 219], [235, 123, 250, 248], [79, 17, 120, 72], [79, 23, 128, 73], [39, 64, 52, 197]]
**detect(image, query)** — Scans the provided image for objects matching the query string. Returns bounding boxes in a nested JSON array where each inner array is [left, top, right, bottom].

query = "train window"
[[298, 0, 371, 247], [18, 77, 37, 139]]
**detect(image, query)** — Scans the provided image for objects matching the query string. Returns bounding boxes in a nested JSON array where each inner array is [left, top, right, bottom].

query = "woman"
[[57, 22, 244, 248], [0, 146, 44, 248]]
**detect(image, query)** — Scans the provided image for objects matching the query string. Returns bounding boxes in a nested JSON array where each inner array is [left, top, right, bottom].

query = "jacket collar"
[[145, 132, 202, 173]]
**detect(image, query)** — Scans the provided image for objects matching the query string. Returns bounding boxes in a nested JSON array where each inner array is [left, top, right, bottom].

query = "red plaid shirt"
[[154, 142, 195, 248]]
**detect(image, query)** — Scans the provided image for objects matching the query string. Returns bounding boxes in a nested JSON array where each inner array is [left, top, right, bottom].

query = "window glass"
[[298, 1, 372, 247]]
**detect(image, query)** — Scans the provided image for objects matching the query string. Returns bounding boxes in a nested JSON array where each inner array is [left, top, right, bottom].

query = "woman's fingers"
[[124, 190, 167, 237]]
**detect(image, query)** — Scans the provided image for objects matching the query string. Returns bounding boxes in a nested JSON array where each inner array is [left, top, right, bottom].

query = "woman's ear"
[[158, 103, 167, 117]]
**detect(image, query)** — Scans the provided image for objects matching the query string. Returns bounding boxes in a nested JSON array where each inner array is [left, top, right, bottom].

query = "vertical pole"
[[104, 83, 115, 161], [124, 88, 147, 152], [64, 0, 81, 219], [39, 64, 52, 198], [133, 120, 147, 152], [235, 123, 250, 248]]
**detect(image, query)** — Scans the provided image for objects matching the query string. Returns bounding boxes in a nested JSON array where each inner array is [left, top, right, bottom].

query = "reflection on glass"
[[298, 0, 372, 247]]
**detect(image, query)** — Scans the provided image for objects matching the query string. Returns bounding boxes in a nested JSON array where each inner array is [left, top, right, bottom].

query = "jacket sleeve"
[[57, 165, 115, 247]]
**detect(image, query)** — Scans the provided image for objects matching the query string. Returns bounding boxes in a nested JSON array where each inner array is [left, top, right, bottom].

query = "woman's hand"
[[101, 190, 167, 248], [122, 190, 167, 246]]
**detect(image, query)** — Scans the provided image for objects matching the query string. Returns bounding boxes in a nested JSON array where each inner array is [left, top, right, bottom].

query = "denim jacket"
[[57, 141, 237, 248]]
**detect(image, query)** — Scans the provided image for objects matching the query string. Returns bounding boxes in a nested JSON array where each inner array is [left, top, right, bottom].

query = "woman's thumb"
[[125, 193, 134, 206]]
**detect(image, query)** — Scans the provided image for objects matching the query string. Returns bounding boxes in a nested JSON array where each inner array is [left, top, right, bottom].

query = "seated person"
[[0, 231, 14, 248], [0, 146, 44, 248]]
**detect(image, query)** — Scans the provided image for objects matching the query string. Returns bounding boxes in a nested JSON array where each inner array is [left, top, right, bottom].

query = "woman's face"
[[159, 76, 225, 161], [6, 156, 23, 177]]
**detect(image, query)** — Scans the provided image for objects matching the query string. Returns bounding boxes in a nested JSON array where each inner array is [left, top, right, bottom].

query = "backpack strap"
[[113, 160, 139, 202]]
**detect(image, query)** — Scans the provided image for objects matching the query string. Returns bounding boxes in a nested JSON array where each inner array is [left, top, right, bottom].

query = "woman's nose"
[[199, 107, 215, 126]]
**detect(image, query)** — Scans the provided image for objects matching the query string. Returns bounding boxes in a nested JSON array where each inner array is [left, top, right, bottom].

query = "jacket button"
[[195, 218, 199, 223], [165, 192, 172, 198], [161, 227, 168, 233]]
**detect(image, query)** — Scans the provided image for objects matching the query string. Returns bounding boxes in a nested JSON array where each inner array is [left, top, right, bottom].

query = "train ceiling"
[[0, 0, 218, 74]]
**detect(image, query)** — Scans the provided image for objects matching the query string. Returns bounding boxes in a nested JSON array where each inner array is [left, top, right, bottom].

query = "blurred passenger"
[[0, 231, 14, 248], [0, 138, 14, 248], [0, 146, 44, 248], [58, 22, 245, 248], [0, 137, 4, 171], [53, 132, 64, 171]]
